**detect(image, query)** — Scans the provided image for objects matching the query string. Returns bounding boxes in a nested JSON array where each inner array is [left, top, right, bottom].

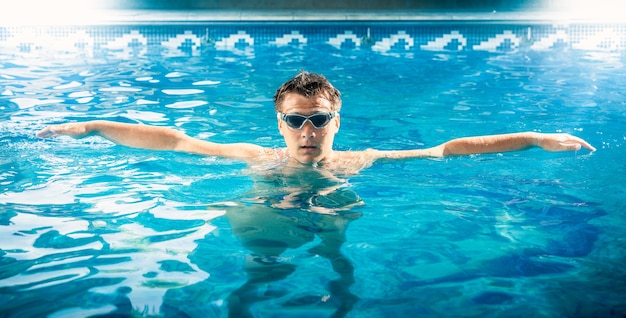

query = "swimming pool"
[[1, 21, 625, 317]]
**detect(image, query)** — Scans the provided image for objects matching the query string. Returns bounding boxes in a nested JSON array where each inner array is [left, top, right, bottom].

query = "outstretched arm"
[[372, 132, 596, 159], [36, 120, 267, 159]]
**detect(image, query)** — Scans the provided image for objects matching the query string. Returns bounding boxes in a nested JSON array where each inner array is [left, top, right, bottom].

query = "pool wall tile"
[[1, 24, 625, 55]]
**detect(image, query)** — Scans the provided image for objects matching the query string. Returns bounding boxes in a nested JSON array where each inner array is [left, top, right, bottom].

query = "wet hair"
[[273, 71, 342, 112]]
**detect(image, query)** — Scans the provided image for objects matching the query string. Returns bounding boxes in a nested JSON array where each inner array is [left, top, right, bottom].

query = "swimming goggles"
[[277, 111, 338, 130]]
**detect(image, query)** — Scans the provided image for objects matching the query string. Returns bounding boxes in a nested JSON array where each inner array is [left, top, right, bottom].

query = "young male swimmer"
[[37, 71, 595, 171], [35, 70, 596, 318]]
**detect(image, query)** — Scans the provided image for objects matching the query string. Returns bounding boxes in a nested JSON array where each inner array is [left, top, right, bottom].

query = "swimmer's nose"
[[301, 121, 316, 139]]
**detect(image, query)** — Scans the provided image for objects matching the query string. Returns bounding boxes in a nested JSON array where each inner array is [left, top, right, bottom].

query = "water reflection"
[[2, 42, 622, 316], [0, 151, 613, 317]]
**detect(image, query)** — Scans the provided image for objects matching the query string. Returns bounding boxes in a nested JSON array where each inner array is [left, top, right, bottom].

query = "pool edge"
[[3, 9, 624, 26]]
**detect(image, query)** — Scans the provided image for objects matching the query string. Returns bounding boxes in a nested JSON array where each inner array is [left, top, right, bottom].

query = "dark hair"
[[273, 71, 342, 112]]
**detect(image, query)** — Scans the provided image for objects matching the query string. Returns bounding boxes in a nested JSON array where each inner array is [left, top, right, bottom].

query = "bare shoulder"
[[326, 150, 379, 173], [247, 147, 288, 165], [334, 149, 380, 161]]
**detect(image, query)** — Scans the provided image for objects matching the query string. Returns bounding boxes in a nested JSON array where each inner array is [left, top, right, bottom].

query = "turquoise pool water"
[[1, 24, 625, 317]]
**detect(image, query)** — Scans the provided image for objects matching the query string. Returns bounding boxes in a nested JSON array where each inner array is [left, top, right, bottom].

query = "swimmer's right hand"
[[36, 122, 91, 139]]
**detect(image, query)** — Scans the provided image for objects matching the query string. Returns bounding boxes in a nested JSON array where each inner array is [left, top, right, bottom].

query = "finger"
[[565, 136, 596, 152], [558, 142, 582, 151], [578, 140, 596, 151], [36, 126, 55, 138]]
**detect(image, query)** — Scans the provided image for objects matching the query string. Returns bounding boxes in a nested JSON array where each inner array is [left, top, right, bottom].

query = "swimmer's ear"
[[334, 113, 340, 131]]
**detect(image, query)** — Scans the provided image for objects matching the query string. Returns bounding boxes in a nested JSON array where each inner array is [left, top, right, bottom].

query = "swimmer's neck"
[[287, 150, 337, 168]]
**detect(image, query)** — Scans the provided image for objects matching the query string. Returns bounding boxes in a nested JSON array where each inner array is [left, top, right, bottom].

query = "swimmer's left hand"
[[36, 122, 91, 139], [535, 133, 596, 152]]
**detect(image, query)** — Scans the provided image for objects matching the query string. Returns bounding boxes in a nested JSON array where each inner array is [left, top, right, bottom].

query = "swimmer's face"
[[277, 92, 340, 165]]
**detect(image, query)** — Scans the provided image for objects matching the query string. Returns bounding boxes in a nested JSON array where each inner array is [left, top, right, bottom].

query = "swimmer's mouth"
[[300, 145, 318, 150]]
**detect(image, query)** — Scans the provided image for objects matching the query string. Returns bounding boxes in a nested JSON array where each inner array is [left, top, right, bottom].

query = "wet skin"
[[277, 93, 340, 165]]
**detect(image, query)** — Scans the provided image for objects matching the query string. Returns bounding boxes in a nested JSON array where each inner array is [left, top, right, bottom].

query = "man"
[[35, 71, 596, 317], [36, 71, 595, 172]]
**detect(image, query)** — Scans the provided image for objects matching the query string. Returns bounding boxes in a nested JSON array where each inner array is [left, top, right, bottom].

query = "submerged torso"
[[223, 161, 364, 256]]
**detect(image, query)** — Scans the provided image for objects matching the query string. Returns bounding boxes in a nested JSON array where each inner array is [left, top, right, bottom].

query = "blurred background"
[[3, 0, 614, 12]]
